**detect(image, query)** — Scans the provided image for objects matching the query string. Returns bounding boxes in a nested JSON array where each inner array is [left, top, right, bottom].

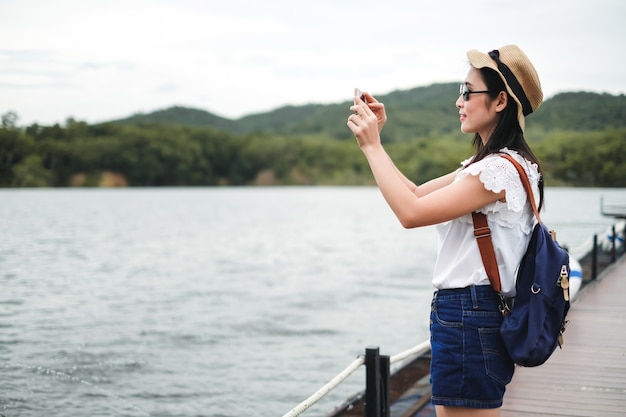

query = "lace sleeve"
[[456, 149, 540, 231]]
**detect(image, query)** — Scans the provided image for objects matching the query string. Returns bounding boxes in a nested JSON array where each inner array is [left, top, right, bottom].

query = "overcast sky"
[[1, 0, 624, 126]]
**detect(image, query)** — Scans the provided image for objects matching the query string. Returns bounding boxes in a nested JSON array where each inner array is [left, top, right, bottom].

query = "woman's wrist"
[[359, 140, 385, 155]]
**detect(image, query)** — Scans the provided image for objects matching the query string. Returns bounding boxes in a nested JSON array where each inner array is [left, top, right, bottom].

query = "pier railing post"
[[592, 234, 598, 280], [365, 347, 380, 417], [611, 225, 617, 263], [380, 355, 390, 417], [364, 347, 390, 417]]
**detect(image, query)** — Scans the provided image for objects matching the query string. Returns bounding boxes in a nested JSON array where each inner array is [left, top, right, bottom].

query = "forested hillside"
[[1, 84, 624, 187], [117, 83, 626, 139]]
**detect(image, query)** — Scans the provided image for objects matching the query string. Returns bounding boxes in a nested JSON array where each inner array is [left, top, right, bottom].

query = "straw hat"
[[466, 45, 543, 131]]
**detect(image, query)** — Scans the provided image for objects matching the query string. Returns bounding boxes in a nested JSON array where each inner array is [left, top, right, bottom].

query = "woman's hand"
[[362, 91, 387, 133], [347, 89, 384, 149]]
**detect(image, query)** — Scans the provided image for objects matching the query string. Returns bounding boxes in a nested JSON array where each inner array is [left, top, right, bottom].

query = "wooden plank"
[[502, 257, 626, 417]]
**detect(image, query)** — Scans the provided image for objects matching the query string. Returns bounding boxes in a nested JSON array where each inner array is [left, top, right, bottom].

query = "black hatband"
[[488, 50, 533, 116]]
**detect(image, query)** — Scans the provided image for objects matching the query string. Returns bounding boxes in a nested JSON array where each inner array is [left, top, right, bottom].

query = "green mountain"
[[530, 91, 626, 131], [115, 106, 237, 132], [112, 83, 626, 140]]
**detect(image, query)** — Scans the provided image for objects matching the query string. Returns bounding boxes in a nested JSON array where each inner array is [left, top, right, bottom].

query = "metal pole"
[[365, 347, 381, 417], [380, 355, 390, 417], [592, 234, 598, 280], [611, 225, 617, 263]]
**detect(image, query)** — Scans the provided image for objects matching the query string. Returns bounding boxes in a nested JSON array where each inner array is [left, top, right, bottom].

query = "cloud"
[[154, 83, 183, 94], [1, 0, 624, 125]]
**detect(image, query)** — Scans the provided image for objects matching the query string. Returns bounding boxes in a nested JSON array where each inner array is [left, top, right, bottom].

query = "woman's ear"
[[495, 91, 508, 113]]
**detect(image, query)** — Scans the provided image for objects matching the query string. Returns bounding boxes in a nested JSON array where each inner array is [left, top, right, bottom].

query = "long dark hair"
[[470, 67, 544, 210]]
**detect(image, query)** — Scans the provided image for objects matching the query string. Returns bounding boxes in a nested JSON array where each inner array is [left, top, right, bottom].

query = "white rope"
[[566, 220, 625, 260], [567, 237, 594, 260], [281, 339, 431, 417], [390, 340, 431, 366], [281, 355, 365, 417]]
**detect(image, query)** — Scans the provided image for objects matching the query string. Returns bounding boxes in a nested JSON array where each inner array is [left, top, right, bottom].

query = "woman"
[[346, 45, 544, 417]]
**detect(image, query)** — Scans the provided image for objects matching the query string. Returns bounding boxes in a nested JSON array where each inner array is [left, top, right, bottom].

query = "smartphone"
[[355, 88, 366, 102]]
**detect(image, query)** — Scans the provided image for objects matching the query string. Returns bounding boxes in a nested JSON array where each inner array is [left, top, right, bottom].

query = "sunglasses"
[[459, 83, 493, 101]]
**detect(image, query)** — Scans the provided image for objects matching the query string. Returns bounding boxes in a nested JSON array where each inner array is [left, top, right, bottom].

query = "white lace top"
[[432, 148, 541, 297]]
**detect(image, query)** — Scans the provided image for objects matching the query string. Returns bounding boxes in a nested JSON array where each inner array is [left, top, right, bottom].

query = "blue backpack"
[[472, 154, 571, 367]]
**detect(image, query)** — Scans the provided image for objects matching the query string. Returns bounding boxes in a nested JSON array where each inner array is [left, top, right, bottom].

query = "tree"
[[1, 111, 19, 129], [12, 154, 52, 187]]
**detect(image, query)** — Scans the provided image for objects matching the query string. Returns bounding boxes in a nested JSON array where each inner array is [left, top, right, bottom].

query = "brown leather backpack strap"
[[472, 211, 502, 293], [472, 152, 540, 295], [499, 153, 541, 223]]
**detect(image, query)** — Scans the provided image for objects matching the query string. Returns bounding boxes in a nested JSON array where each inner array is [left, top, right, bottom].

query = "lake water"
[[1, 187, 624, 417]]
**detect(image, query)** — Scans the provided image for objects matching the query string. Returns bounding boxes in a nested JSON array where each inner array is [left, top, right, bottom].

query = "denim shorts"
[[430, 285, 515, 408]]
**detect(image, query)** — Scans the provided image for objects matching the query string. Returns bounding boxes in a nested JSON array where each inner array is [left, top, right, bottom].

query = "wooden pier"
[[502, 256, 626, 417], [322, 220, 625, 417]]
